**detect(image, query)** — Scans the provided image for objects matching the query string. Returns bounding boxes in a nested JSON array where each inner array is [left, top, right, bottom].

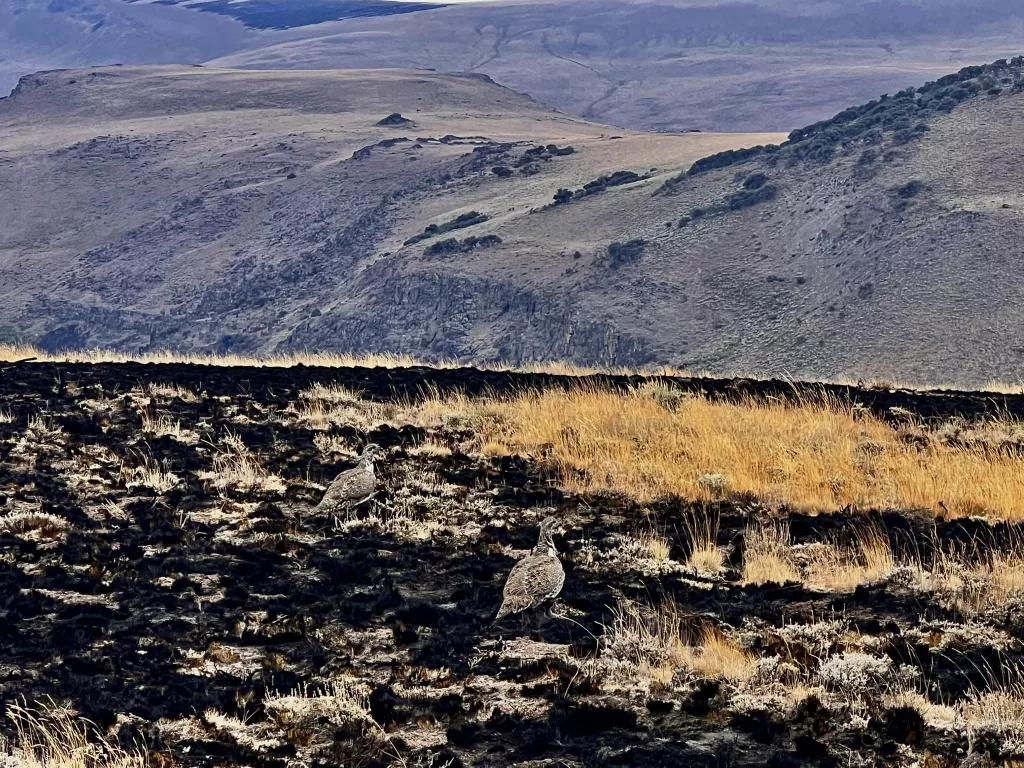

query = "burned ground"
[[3, 364, 1024, 766]]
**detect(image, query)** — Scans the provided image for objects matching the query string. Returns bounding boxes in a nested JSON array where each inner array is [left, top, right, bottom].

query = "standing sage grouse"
[[495, 516, 566, 621], [317, 444, 381, 522]]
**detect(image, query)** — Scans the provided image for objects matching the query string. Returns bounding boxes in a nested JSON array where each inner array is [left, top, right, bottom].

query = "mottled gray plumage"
[[495, 516, 565, 621], [317, 444, 381, 521]]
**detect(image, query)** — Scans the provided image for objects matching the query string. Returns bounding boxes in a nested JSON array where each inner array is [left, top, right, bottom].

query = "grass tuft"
[[742, 519, 800, 586], [1, 700, 147, 768]]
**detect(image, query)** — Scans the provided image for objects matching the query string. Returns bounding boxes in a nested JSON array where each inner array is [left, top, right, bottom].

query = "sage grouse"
[[495, 516, 566, 621], [317, 444, 381, 522]]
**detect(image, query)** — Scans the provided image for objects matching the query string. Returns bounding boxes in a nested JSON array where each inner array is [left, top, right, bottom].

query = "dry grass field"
[[5, 361, 1024, 766]]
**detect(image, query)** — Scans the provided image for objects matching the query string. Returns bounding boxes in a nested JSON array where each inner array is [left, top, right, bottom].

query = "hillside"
[[209, 0, 1024, 132], [0, 65, 779, 362], [4, 60, 1024, 385]]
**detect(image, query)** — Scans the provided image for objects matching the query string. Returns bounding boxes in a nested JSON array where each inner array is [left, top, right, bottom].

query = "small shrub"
[[819, 652, 894, 692], [404, 211, 489, 245], [743, 172, 769, 190], [726, 183, 777, 211], [607, 240, 646, 268], [893, 180, 925, 199]]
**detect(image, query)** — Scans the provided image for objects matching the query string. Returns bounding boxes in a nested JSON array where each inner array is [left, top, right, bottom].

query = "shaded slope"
[[321, 58, 1024, 386], [0, 65, 778, 364]]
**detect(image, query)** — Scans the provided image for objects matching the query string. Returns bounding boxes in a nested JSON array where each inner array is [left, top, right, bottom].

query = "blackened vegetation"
[[679, 173, 778, 226], [404, 211, 489, 246], [660, 56, 1024, 193], [377, 112, 415, 127], [351, 136, 410, 160], [3, 363, 1024, 766], [424, 234, 503, 257], [551, 170, 648, 206], [607, 239, 646, 267]]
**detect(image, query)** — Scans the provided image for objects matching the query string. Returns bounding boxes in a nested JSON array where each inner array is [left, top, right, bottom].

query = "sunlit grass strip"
[[0, 343, 666, 377], [6, 342, 1024, 392], [475, 385, 1024, 519]]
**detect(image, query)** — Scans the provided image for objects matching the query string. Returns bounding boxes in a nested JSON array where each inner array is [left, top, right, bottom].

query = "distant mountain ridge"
[[5, 0, 1024, 132]]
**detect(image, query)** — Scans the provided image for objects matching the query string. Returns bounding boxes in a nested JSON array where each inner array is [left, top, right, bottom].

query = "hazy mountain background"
[[5, 0, 1024, 131]]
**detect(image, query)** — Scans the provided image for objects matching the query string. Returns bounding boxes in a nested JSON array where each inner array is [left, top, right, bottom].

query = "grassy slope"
[[6, 60, 1024, 385], [0, 65, 779, 363]]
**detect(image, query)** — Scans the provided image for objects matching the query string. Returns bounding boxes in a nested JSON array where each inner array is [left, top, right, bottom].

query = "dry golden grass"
[[961, 685, 1024, 753], [681, 626, 756, 683], [199, 433, 286, 495], [804, 524, 895, 592], [293, 381, 1024, 519], [10, 342, 1024, 392], [25, 415, 64, 443], [641, 532, 671, 562], [144, 382, 199, 403], [264, 681, 371, 730], [472, 385, 1024, 520], [0, 343, 664, 377], [0, 511, 71, 539], [604, 599, 754, 686], [139, 412, 200, 445], [120, 457, 180, 494], [683, 509, 724, 574], [741, 519, 801, 586], [925, 536, 1024, 616], [1, 701, 147, 768]]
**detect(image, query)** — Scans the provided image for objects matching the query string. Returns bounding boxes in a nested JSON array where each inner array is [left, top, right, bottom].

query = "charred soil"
[[2, 364, 1024, 766]]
